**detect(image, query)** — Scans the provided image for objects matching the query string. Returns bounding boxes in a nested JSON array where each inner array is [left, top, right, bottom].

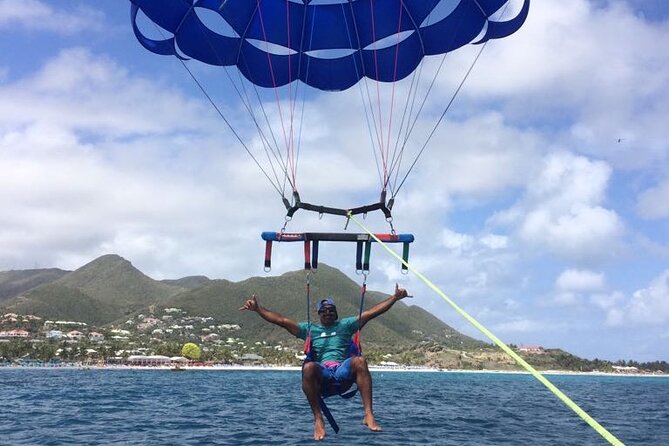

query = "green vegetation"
[[0, 254, 666, 373]]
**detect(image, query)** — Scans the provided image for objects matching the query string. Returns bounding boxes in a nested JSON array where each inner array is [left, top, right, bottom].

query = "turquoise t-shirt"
[[297, 316, 359, 363]]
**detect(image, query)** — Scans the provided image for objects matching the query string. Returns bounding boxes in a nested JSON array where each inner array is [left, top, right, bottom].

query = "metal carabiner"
[[281, 215, 292, 234], [386, 216, 396, 235]]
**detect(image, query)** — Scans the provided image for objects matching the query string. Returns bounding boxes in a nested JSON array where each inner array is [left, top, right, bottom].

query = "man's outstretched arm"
[[358, 284, 410, 329], [239, 294, 300, 337]]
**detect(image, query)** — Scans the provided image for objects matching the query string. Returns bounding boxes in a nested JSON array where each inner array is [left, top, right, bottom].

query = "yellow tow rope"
[[348, 213, 625, 446]]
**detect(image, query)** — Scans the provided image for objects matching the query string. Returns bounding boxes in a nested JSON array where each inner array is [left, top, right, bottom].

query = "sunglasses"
[[318, 306, 337, 314]]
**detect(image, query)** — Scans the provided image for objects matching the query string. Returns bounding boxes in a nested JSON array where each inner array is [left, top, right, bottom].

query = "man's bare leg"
[[302, 362, 326, 441], [351, 356, 382, 432]]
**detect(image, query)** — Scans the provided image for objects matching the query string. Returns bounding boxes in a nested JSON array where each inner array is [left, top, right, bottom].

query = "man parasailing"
[[239, 284, 410, 441]]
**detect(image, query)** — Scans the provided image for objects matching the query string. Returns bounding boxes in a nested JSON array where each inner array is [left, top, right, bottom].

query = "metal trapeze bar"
[[261, 232, 414, 272]]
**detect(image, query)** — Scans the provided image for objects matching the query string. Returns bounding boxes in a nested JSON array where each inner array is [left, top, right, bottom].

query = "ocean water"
[[0, 369, 667, 445]]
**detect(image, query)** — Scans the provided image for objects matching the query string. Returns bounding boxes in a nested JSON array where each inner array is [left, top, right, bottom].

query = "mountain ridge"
[[0, 255, 486, 351]]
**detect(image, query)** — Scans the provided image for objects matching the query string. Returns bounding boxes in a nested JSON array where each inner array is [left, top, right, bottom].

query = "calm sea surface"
[[0, 369, 667, 445]]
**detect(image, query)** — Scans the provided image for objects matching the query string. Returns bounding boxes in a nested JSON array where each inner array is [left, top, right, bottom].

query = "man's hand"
[[393, 283, 411, 300], [239, 294, 259, 312]]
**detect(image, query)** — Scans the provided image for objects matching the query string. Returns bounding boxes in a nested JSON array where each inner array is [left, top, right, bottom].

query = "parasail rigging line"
[[133, 0, 529, 221], [368, 1, 390, 186], [391, 0, 516, 199], [384, 0, 431, 195], [153, 21, 287, 199], [228, 65, 292, 193], [183, 1, 319, 200], [394, 37, 489, 197], [197, 31, 294, 197], [231, 10, 297, 196], [380, 0, 406, 191], [345, 1, 386, 192], [255, 1, 298, 190], [237, 67, 294, 195], [157, 2, 296, 197]]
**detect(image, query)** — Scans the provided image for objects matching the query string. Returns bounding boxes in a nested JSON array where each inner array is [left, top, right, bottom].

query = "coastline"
[[1, 363, 666, 377]]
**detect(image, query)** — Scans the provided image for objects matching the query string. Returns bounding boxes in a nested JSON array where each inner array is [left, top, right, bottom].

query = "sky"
[[1, 0, 668, 362]]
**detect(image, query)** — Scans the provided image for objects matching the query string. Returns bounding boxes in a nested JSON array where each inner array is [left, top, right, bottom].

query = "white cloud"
[[451, 0, 669, 170], [491, 318, 544, 334], [0, 48, 210, 136], [556, 269, 605, 292], [0, 0, 102, 33], [425, 228, 518, 301], [637, 179, 669, 219], [0, 48, 277, 279], [553, 270, 606, 305], [491, 151, 624, 262], [590, 291, 624, 311], [606, 270, 669, 326]]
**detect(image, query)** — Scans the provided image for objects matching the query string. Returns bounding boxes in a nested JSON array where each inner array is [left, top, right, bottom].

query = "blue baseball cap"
[[317, 298, 336, 313]]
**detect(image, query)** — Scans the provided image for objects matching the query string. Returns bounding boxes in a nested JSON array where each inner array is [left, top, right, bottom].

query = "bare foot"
[[363, 415, 382, 432], [314, 418, 326, 441]]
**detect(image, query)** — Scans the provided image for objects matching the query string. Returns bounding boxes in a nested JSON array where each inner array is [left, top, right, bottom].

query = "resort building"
[[88, 332, 105, 342], [66, 331, 85, 340], [0, 329, 30, 338], [126, 355, 173, 366], [46, 330, 64, 340]]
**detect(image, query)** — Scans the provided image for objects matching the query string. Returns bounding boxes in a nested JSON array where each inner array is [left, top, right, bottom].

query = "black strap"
[[284, 190, 393, 219]]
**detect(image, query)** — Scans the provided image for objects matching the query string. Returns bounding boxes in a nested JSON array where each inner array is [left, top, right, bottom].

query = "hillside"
[[0, 268, 69, 302], [0, 256, 486, 352], [2, 255, 654, 372], [3, 254, 186, 324], [160, 264, 487, 351], [161, 275, 211, 289], [53, 254, 185, 307]]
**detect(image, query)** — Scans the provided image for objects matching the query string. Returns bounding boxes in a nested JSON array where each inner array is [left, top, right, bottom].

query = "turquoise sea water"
[[0, 369, 667, 445]]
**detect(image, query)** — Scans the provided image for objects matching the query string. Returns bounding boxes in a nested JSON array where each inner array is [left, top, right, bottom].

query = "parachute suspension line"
[[387, 50, 448, 197], [149, 18, 284, 197], [224, 67, 290, 194], [380, 0, 406, 192], [185, 13, 293, 196], [368, 0, 390, 188], [386, 4, 455, 196], [344, 1, 385, 191], [395, 41, 488, 196], [255, 1, 298, 191], [165, 37, 285, 198], [230, 4, 295, 195], [347, 1, 391, 193], [394, 25, 496, 198], [386, 2, 431, 198], [348, 213, 625, 446], [243, 71, 295, 195], [284, 0, 298, 191], [387, 64, 423, 198], [289, 1, 317, 198], [391, 0, 518, 199]]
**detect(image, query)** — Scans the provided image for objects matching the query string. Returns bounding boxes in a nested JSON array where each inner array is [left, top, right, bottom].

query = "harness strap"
[[319, 398, 340, 433]]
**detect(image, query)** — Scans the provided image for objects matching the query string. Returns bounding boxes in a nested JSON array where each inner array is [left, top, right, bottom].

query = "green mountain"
[[0, 255, 486, 352], [52, 254, 184, 308], [0, 268, 69, 302], [159, 264, 486, 351], [3, 254, 185, 323], [161, 275, 211, 289], [8, 284, 120, 326]]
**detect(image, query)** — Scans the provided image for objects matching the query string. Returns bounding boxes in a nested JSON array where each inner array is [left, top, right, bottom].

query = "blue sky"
[[1, 0, 668, 362]]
